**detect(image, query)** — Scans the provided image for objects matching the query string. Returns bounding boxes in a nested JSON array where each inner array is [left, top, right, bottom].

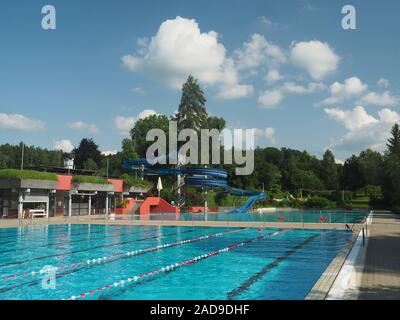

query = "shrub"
[[304, 196, 335, 209], [120, 173, 152, 189], [116, 199, 128, 208], [0, 169, 58, 181], [72, 175, 111, 185]]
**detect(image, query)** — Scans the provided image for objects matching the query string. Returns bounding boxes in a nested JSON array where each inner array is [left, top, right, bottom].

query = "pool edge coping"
[[305, 211, 371, 300]]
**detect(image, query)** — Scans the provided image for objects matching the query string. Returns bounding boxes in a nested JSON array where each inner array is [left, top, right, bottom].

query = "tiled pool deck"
[[357, 211, 400, 299], [0, 215, 357, 230]]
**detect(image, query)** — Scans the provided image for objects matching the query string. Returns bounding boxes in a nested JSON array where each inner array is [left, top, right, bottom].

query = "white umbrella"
[[157, 177, 163, 197]]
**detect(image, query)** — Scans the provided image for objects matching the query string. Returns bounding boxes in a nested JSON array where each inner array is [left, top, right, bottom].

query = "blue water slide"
[[123, 159, 265, 213]]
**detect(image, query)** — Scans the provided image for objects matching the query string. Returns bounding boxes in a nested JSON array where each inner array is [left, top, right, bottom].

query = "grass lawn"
[[351, 194, 371, 208]]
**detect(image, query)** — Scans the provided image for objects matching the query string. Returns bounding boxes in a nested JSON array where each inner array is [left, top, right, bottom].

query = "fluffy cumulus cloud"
[[318, 77, 368, 105], [258, 81, 325, 108], [359, 91, 400, 107], [67, 121, 99, 134], [324, 106, 378, 130], [122, 16, 252, 100], [258, 89, 284, 108], [122, 16, 226, 90], [54, 139, 74, 153], [216, 58, 254, 99], [234, 34, 286, 70], [0, 113, 44, 131], [325, 106, 400, 152], [115, 109, 158, 136], [255, 127, 276, 144], [265, 69, 283, 83], [291, 41, 340, 80]]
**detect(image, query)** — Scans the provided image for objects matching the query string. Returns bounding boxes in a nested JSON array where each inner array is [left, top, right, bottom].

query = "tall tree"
[[130, 114, 170, 158], [121, 138, 138, 160], [340, 155, 364, 190], [174, 75, 208, 132], [387, 123, 400, 156], [207, 116, 226, 131], [321, 149, 339, 190], [358, 149, 383, 186], [381, 125, 400, 208], [73, 138, 101, 170]]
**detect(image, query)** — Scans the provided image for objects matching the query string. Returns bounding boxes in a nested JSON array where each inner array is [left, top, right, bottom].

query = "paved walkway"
[[358, 211, 400, 299]]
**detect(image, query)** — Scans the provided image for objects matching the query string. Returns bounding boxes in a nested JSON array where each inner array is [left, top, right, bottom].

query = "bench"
[[29, 209, 47, 219]]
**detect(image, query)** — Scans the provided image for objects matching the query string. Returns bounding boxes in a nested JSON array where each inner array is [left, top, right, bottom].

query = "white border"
[[326, 211, 372, 300]]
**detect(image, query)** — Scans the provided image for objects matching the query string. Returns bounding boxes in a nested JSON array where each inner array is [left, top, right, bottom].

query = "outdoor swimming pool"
[[130, 209, 368, 224], [0, 224, 352, 300]]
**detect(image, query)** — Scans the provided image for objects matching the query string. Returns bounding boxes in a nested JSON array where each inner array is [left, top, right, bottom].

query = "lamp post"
[[20, 142, 24, 170]]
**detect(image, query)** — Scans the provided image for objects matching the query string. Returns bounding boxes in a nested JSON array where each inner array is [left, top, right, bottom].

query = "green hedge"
[[72, 175, 111, 185], [121, 173, 152, 189], [0, 169, 58, 181], [304, 196, 335, 209]]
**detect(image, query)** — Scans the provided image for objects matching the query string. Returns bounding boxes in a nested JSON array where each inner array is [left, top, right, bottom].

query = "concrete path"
[[358, 211, 400, 299]]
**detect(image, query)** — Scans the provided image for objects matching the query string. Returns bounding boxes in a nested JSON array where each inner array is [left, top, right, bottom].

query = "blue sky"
[[1, 0, 400, 161]]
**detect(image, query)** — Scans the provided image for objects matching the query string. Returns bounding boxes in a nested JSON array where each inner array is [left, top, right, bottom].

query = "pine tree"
[[321, 149, 339, 190], [387, 123, 400, 156], [174, 75, 208, 132]]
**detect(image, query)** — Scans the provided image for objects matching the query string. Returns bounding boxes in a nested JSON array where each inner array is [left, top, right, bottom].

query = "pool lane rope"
[[1, 228, 246, 283], [0, 229, 198, 269], [63, 229, 290, 300], [0, 225, 163, 255]]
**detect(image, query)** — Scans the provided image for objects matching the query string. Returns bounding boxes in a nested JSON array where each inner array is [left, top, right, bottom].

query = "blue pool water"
[[0, 224, 352, 300], [129, 209, 367, 224]]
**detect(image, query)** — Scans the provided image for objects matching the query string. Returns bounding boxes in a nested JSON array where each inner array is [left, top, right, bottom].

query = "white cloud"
[[216, 58, 254, 99], [324, 106, 378, 131], [115, 109, 158, 136], [291, 40, 340, 80], [0, 113, 45, 131], [258, 16, 274, 27], [378, 78, 389, 88], [265, 69, 283, 83], [335, 159, 344, 165], [282, 81, 326, 94], [359, 91, 400, 107], [123, 16, 252, 100], [216, 83, 254, 100], [258, 89, 284, 108], [122, 16, 226, 90], [378, 108, 400, 123], [257, 81, 325, 109], [325, 106, 400, 153], [67, 121, 99, 134], [318, 77, 368, 105], [101, 150, 118, 156], [132, 86, 145, 94], [122, 55, 142, 71], [255, 127, 276, 144], [221, 127, 275, 149], [54, 139, 74, 153], [234, 34, 286, 70]]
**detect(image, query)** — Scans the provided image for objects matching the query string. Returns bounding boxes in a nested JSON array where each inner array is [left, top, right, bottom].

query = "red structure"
[[139, 197, 180, 215]]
